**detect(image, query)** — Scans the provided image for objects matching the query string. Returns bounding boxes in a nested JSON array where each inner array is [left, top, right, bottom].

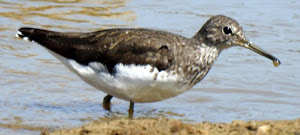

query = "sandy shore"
[[42, 118, 300, 135]]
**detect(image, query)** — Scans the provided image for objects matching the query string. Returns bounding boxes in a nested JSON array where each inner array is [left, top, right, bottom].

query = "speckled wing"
[[17, 28, 186, 73]]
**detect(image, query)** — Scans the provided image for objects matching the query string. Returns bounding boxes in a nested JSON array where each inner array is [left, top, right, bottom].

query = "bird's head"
[[194, 15, 280, 67]]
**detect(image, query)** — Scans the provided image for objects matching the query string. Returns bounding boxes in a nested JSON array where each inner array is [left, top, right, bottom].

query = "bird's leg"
[[128, 101, 134, 118], [102, 94, 113, 111]]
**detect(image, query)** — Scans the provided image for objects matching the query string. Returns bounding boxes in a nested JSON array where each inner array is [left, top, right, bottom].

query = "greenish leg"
[[102, 94, 113, 111], [128, 101, 134, 118]]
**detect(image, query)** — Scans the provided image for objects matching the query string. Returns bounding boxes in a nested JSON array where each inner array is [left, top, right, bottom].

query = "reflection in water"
[[0, 44, 19, 51], [0, 0, 300, 134], [29, 0, 85, 3], [3, 70, 39, 75], [0, 0, 135, 30]]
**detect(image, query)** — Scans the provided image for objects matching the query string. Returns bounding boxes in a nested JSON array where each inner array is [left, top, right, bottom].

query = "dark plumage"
[[17, 28, 190, 73]]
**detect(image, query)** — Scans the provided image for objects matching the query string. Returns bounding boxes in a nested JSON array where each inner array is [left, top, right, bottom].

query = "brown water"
[[1, 0, 299, 134]]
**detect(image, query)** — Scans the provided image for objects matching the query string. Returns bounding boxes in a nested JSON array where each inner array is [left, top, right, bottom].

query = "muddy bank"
[[42, 118, 300, 135]]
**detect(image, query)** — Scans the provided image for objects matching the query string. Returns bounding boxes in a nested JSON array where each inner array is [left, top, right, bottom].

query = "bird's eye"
[[223, 27, 232, 35]]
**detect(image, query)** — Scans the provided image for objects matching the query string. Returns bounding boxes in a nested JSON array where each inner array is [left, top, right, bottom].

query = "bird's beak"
[[237, 38, 281, 67]]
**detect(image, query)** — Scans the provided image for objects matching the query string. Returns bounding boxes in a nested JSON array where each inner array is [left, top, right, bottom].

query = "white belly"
[[47, 50, 192, 103]]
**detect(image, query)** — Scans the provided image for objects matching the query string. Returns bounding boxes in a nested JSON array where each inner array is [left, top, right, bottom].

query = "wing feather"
[[18, 28, 188, 73]]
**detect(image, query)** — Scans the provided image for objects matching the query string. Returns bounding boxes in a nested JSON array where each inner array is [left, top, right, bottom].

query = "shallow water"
[[1, 0, 300, 134]]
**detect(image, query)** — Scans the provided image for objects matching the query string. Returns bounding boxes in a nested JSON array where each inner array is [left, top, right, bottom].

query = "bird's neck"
[[189, 44, 219, 85], [171, 42, 220, 86]]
